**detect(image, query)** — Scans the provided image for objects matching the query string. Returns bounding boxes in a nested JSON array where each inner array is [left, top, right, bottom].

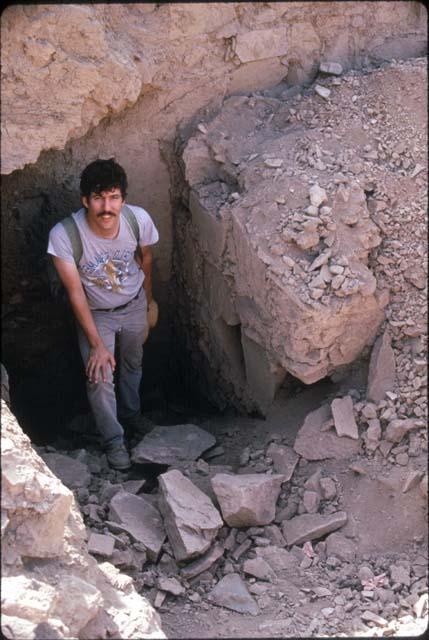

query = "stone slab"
[[320, 61, 343, 75], [254, 545, 299, 571], [109, 490, 166, 561], [294, 404, 360, 460], [281, 511, 348, 546], [131, 424, 216, 465], [87, 532, 115, 557], [180, 543, 224, 579], [325, 532, 356, 562], [266, 443, 299, 480], [243, 557, 275, 581], [208, 573, 259, 615], [367, 331, 396, 402], [331, 396, 359, 439]]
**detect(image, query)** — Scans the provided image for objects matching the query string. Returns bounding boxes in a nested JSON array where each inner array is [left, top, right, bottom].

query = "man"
[[47, 159, 159, 470]]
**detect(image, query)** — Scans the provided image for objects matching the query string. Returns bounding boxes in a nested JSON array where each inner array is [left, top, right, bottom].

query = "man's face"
[[82, 187, 124, 234]]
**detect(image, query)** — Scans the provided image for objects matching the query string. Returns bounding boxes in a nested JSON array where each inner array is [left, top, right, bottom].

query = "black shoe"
[[106, 444, 131, 470]]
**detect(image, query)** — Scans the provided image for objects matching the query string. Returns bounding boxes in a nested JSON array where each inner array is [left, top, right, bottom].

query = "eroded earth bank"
[[2, 54, 427, 639]]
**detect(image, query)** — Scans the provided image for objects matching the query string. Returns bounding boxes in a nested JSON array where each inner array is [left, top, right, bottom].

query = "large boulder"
[[211, 473, 285, 527], [179, 93, 387, 412]]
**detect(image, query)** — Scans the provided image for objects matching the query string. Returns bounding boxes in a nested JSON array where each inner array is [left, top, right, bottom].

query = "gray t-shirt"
[[47, 205, 159, 310]]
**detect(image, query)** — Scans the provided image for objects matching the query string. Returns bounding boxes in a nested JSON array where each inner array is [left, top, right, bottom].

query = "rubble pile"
[[25, 367, 427, 638]]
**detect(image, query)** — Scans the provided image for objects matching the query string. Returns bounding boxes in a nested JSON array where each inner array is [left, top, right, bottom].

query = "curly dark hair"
[[80, 158, 128, 199]]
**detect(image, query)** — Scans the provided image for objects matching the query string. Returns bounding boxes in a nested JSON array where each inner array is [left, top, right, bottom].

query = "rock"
[[396, 452, 409, 466], [234, 27, 288, 63], [362, 403, 378, 419], [366, 419, 381, 441], [314, 84, 331, 100], [413, 593, 428, 618], [154, 591, 167, 609], [402, 470, 424, 493], [266, 443, 299, 480], [180, 543, 224, 579], [304, 469, 322, 492], [403, 266, 426, 289], [361, 610, 388, 627], [1, 363, 10, 406], [157, 577, 185, 596], [319, 477, 337, 500], [231, 538, 252, 560], [367, 331, 396, 402], [264, 524, 287, 547], [122, 479, 146, 494], [281, 511, 347, 546], [52, 575, 102, 633], [325, 532, 356, 562], [419, 475, 428, 498], [109, 490, 166, 561], [358, 566, 374, 582], [208, 573, 259, 615], [309, 183, 328, 207], [294, 404, 360, 460], [243, 557, 275, 581], [320, 61, 343, 75], [40, 452, 91, 489], [384, 419, 415, 443], [99, 481, 123, 503], [255, 545, 298, 572], [175, 462, 234, 504], [131, 424, 216, 465], [1, 575, 58, 623], [331, 396, 359, 439], [211, 473, 285, 527], [87, 532, 115, 557], [1, 401, 164, 639], [275, 500, 298, 522], [303, 490, 320, 514], [158, 469, 223, 562], [110, 547, 147, 571], [2, 404, 73, 559], [390, 564, 411, 587], [379, 440, 394, 457], [264, 158, 283, 168]]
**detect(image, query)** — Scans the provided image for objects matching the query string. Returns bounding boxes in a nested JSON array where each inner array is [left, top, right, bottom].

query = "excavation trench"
[[0, 110, 349, 449]]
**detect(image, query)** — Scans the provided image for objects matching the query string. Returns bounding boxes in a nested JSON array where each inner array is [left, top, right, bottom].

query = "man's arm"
[[139, 246, 153, 305], [52, 256, 115, 383]]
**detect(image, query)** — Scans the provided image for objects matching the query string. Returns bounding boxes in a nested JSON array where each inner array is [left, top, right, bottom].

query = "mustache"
[[97, 211, 116, 218]]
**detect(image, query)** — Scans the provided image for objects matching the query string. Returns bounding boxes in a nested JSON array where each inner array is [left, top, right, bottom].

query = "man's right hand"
[[86, 343, 116, 383]]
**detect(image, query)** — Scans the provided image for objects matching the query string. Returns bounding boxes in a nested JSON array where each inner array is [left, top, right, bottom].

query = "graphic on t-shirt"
[[81, 250, 135, 292]]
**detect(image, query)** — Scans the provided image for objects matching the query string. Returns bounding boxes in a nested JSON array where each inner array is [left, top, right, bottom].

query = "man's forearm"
[[68, 288, 103, 348]]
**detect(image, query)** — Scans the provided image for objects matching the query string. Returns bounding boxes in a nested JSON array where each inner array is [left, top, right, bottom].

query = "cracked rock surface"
[[176, 59, 426, 413]]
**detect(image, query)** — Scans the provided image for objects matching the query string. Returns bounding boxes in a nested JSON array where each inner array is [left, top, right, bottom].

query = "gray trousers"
[[77, 289, 148, 448]]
